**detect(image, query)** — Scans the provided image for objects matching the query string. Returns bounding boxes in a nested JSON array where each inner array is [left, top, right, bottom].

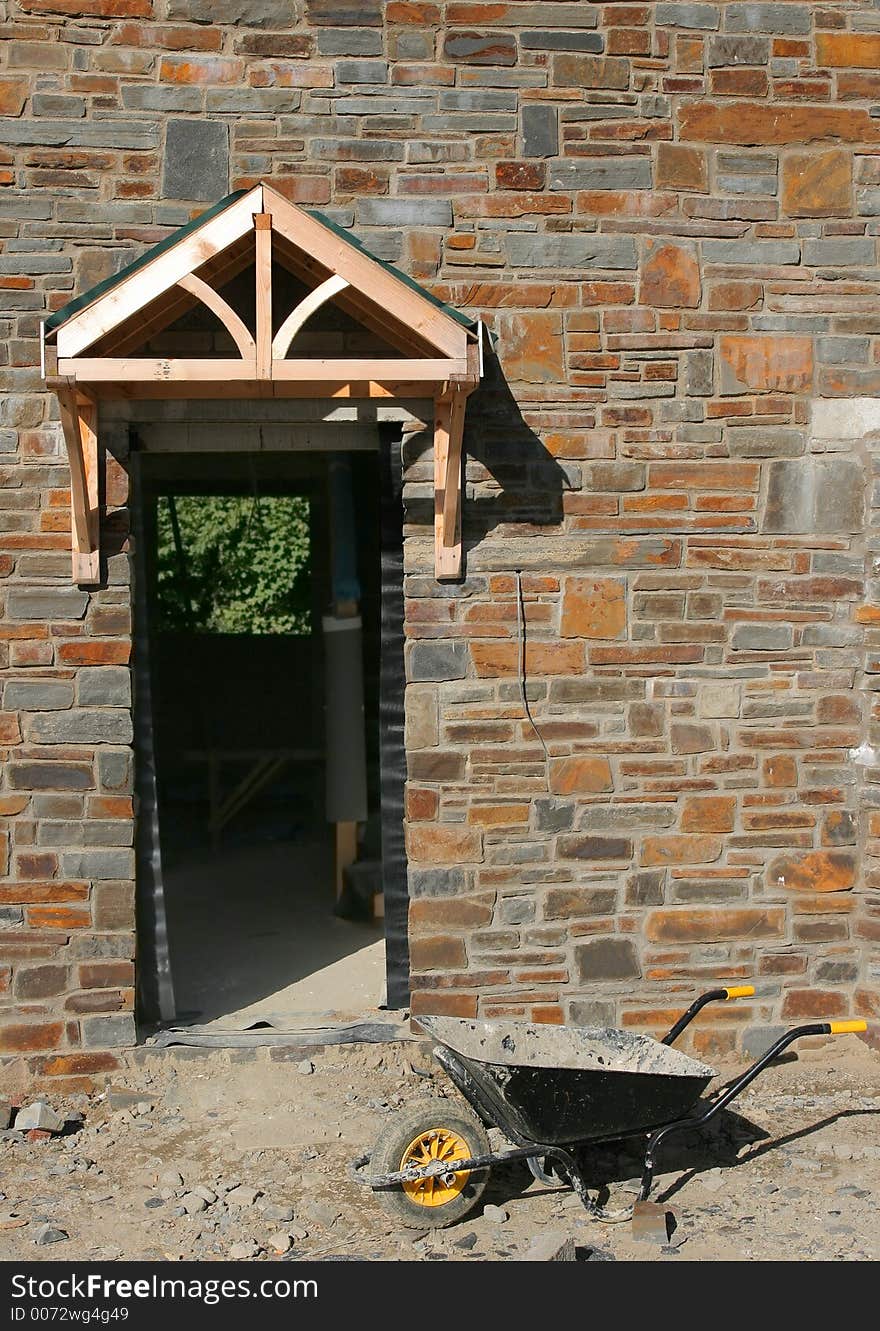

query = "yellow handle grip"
[[829, 1020, 867, 1035], [723, 986, 755, 999]]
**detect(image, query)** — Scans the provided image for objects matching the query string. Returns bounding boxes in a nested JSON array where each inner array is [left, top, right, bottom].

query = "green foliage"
[[155, 494, 312, 636]]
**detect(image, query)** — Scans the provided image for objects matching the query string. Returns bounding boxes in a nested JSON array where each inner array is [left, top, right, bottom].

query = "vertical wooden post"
[[434, 391, 466, 581], [57, 382, 100, 585], [254, 212, 272, 381]]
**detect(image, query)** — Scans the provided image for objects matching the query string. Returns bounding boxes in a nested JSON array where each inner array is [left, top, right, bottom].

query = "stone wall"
[[2, 0, 880, 1082]]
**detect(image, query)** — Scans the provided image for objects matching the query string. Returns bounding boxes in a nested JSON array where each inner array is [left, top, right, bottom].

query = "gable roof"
[[44, 182, 475, 358]]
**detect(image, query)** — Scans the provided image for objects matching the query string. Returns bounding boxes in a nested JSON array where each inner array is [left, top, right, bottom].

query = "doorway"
[[132, 439, 407, 1031]]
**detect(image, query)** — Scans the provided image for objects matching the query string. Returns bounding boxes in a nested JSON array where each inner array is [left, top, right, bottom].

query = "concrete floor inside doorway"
[[162, 836, 386, 1030]]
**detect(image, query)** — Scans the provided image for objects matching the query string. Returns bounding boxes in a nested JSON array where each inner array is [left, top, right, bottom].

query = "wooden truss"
[[42, 182, 480, 583]]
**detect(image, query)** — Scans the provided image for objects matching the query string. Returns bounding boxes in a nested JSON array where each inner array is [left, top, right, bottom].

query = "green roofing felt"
[[45, 184, 476, 340], [44, 190, 247, 335]]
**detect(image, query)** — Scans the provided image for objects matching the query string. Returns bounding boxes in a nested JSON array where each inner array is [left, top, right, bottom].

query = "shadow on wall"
[[403, 344, 570, 569]]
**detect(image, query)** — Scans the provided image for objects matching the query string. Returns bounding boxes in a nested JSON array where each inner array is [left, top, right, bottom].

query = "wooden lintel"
[[255, 212, 272, 381], [434, 389, 468, 582], [56, 382, 100, 586]]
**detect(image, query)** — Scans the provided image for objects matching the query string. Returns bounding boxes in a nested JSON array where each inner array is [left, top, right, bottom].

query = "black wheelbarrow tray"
[[352, 987, 867, 1228]]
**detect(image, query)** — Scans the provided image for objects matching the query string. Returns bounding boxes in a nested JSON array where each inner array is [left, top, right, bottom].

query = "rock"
[[482, 1204, 509, 1224], [194, 1186, 217, 1204], [453, 1231, 478, 1250], [289, 1224, 309, 1241], [158, 1170, 184, 1189], [229, 1240, 260, 1260], [181, 1193, 208, 1215], [35, 1225, 68, 1246], [268, 1231, 292, 1254], [144, 1198, 164, 1210], [0, 1102, 12, 1131], [302, 1200, 341, 1227], [136, 1102, 153, 1115], [262, 1203, 295, 1223], [519, 1231, 576, 1262], [226, 1185, 259, 1207], [106, 1088, 144, 1112], [14, 1102, 64, 1133], [631, 1200, 677, 1244], [297, 1060, 314, 1075]]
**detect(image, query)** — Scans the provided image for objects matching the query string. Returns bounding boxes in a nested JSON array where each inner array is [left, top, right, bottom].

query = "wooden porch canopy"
[[41, 181, 480, 584]]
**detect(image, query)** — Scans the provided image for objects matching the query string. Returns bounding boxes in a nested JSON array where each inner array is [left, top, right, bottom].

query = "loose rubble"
[[0, 1039, 877, 1262]]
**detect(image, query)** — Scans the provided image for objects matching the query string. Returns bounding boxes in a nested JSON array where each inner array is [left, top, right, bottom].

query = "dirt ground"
[[2, 1033, 879, 1264]]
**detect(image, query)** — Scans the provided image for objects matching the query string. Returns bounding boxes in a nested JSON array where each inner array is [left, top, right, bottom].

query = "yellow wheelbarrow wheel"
[[371, 1099, 491, 1228]]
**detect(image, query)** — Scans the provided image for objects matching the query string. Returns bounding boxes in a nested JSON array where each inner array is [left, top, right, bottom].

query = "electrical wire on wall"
[[516, 568, 550, 789]]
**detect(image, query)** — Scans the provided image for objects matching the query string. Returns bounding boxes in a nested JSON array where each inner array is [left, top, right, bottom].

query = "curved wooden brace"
[[272, 274, 350, 360], [176, 272, 256, 359]]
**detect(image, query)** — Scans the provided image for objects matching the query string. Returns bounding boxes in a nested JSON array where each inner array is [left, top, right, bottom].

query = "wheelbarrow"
[[352, 987, 867, 1228]]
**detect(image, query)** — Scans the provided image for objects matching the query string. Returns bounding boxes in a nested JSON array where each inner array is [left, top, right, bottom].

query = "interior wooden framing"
[[42, 182, 480, 584]]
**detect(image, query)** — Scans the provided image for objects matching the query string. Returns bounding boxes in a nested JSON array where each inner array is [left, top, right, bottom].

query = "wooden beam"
[[442, 390, 466, 549], [176, 273, 256, 360], [272, 274, 350, 360], [55, 186, 264, 359], [270, 357, 466, 382], [254, 211, 272, 381], [58, 357, 259, 382], [434, 388, 472, 581], [263, 187, 469, 360], [56, 382, 100, 585]]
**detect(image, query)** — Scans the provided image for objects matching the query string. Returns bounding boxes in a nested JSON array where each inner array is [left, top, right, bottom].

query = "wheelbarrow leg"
[[638, 1019, 867, 1201]]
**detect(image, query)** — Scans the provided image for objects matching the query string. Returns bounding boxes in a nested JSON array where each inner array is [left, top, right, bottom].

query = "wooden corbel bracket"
[[434, 335, 480, 581], [55, 377, 100, 585]]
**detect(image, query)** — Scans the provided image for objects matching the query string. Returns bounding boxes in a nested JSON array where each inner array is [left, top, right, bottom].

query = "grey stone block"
[[726, 427, 804, 458], [804, 238, 876, 268], [316, 29, 383, 56], [98, 748, 133, 793], [576, 938, 641, 983], [549, 158, 652, 190], [707, 35, 769, 65], [521, 103, 558, 158], [568, 998, 616, 1027], [32, 94, 86, 117], [76, 667, 132, 708], [408, 641, 468, 682], [499, 897, 535, 925], [655, 4, 720, 29], [856, 189, 880, 217], [27, 709, 133, 745], [0, 255, 72, 274], [122, 86, 203, 113], [440, 89, 518, 112], [684, 349, 714, 397], [521, 30, 603, 51], [724, 4, 811, 34], [702, 239, 800, 265], [742, 1025, 785, 1058], [0, 119, 158, 150], [162, 119, 229, 202], [82, 1014, 137, 1048], [732, 623, 793, 651], [817, 337, 870, 365], [3, 680, 73, 711], [763, 458, 864, 535], [534, 799, 574, 832], [626, 871, 665, 907], [337, 60, 388, 84], [508, 233, 637, 270], [409, 867, 469, 898], [167, 0, 289, 22], [716, 174, 777, 197], [586, 461, 645, 492], [69, 934, 135, 960], [357, 198, 452, 227], [0, 906, 23, 926], [62, 849, 135, 880], [6, 588, 88, 621]]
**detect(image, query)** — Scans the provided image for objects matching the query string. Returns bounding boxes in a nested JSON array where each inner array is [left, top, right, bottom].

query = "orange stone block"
[[681, 796, 736, 834], [764, 755, 797, 788], [708, 281, 762, 312], [497, 311, 564, 384], [471, 641, 584, 677], [678, 102, 880, 147], [815, 32, 880, 69], [0, 79, 28, 116], [781, 989, 847, 1020], [560, 576, 626, 640], [768, 851, 856, 893], [549, 757, 614, 796], [640, 239, 701, 309], [641, 835, 723, 867], [646, 907, 786, 943], [467, 803, 530, 826], [719, 334, 813, 395], [782, 148, 852, 218], [407, 825, 483, 864]]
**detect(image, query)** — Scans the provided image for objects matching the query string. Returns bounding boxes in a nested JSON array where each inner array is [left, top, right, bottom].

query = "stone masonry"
[[2, 1, 880, 1087]]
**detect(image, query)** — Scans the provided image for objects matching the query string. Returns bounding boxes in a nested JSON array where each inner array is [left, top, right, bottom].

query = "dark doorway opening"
[[133, 442, 406, 1030]]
